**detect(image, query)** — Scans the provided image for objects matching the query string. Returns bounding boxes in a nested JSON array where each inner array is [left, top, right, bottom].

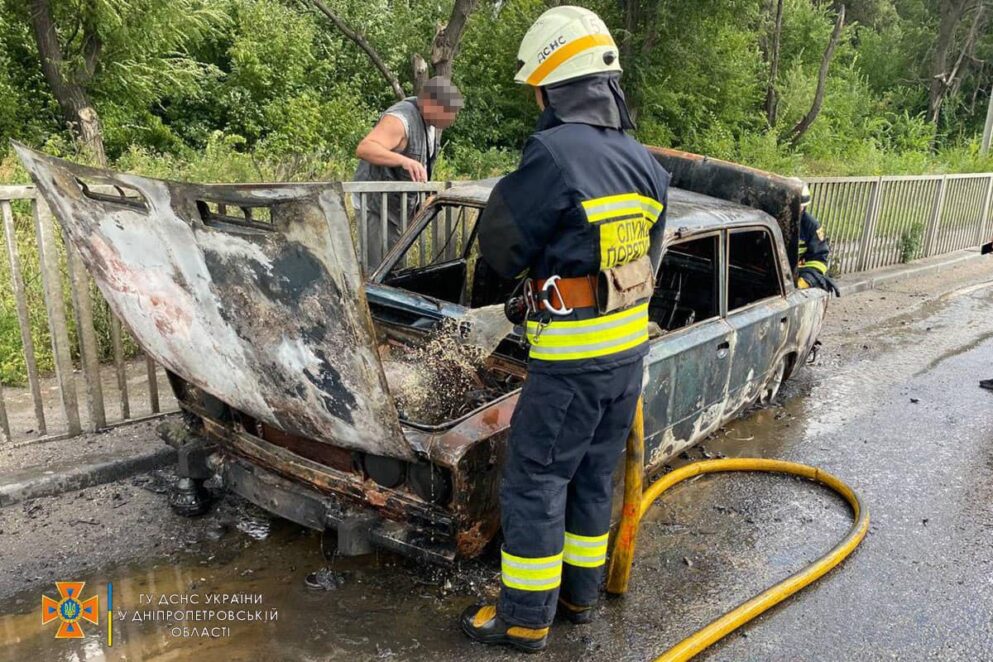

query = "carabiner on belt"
[[539, 275, 574, 317]]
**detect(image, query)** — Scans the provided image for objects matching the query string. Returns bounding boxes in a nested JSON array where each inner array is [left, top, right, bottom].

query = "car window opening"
[[650, 234, 719, 332], [382, 204, 518, 309], [728, 229, 781, 310]]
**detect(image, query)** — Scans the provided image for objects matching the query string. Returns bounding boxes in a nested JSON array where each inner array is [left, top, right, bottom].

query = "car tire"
[[759, 357, 787, 405]]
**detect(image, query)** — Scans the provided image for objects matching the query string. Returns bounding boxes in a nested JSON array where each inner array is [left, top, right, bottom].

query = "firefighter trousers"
[[497, 358, 644, 627]]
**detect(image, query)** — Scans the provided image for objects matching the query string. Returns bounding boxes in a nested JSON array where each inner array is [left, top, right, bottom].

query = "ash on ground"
[[382, 319, 501, 425]]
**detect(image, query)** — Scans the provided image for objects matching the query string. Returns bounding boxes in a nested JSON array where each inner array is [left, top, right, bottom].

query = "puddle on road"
[[0, 511, 491, 662]]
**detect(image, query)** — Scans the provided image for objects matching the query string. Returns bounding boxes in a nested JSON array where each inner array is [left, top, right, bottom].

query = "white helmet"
[[514, 6, 621, 87], [790, 177, 812, 208]]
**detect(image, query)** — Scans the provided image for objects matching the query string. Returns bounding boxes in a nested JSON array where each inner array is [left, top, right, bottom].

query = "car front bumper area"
[[215, 450, 459, 565]]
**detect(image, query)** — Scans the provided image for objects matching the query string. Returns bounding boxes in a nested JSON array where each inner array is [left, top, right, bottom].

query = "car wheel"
[[759, 357, 787, 405]]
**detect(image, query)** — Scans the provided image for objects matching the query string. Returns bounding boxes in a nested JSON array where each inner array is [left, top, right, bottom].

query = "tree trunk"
[[982, 83, 993, 155], [787, 5, 846, 147], [620, 0, 641, 70], [412, 53, 429, 95], [928, 0, 969, 125], [765, 0, 785, 127], [941, 4, 986, 111], [429, 0, 480, 80], [27, 0, 107, 165], [309, 0, 405, 100]]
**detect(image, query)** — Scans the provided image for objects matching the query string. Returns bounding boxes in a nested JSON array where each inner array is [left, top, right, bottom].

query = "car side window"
[[650, 234, 720, 332], [727, 229, 782, 311]]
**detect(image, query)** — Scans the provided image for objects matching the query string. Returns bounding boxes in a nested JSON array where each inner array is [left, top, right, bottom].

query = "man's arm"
[[355, 115, 428, 182]]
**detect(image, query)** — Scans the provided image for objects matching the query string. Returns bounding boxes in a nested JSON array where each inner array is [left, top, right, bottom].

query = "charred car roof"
[[435, 179, 778, 240]]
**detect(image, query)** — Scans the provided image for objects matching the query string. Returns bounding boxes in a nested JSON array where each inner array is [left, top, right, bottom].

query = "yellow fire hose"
[[606, 398, 870, 662]]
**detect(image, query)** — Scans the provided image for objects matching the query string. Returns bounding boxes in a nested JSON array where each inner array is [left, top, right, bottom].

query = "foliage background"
[[1, 0, 992, 184], [0, 0, 992, 387]]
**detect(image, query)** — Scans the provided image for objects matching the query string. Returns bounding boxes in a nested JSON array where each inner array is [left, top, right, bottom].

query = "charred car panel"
[[15, 143, 411, 461]]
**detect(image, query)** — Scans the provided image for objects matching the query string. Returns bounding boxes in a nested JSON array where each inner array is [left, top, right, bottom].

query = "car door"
[[724, 226, 791, 411], [642, 232, 734, 471]]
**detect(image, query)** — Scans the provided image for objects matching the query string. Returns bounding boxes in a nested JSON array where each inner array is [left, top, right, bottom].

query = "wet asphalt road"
[[1, 271, 992, 661]]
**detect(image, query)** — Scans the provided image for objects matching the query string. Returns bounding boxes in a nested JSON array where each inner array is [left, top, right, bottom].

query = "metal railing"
[[0, 187, 174, 446], [808, 174, 993, 275], [2, 172, 992, 445], [343, 181, 449, 271]]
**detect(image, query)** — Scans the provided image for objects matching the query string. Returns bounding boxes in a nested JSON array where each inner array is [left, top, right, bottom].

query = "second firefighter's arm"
[[799, 210, 830, 275]]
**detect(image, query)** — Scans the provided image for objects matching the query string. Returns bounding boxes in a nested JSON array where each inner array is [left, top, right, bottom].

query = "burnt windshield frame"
[[372, 200, 485, 282]]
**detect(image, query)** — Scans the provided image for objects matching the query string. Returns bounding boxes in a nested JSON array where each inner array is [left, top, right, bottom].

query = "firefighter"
[[796, 182, 840, 295], [460, 6, 670, 652]]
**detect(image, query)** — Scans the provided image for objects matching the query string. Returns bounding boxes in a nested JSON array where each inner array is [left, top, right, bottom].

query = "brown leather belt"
[[526, 275, 597, 314]]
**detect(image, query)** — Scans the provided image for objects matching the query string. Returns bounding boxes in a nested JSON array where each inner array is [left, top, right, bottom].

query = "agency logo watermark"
[[41, 582, 99, 639]]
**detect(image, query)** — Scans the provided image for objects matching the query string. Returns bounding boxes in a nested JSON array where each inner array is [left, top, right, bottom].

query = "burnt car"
[[15, 144, 828, 564]]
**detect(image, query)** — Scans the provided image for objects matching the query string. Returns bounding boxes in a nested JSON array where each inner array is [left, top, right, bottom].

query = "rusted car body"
[[16, 143, 828, 564]]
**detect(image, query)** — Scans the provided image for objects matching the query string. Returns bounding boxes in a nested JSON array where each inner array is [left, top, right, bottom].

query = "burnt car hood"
[[14, 143, 414, 460]]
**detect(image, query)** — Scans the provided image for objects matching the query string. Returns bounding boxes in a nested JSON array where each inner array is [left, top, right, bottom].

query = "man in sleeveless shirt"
[[354, 77, 463, 268]]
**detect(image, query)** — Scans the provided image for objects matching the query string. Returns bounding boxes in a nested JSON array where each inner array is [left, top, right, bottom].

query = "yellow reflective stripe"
[[529, 331, 648, 361], [804, 260, 828, 274], [527, 303, 648, 331], [528, 303, 648, 346], [582, 194, 664, 223], [565, 531, 609, 545], [528, 318, 646, 349], [526, 305, 649, 361], [526, 33, 615, 86], [563, 531, 609, 568], [501, 549, 563, 592]]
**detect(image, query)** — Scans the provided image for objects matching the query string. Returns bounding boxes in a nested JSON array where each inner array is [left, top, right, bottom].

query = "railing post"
[[923, 176, 947, 258], [33, 198, 81, 436], [110, 311, 130, 420], [975, 175, 993, 248], [856, 177, 882, 272], [146, 356, 160, 414], [0, 375, 9, 442], [2, 200, 47, 435], [359, 192, 368, 271], [65, 239, 106, 430], [380, 191, 389, 264]]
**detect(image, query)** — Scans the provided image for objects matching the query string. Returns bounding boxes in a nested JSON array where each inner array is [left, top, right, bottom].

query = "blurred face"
[[420, 96, 460, 129]]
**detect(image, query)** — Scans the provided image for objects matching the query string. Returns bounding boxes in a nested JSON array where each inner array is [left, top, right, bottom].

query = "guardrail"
[[0, 187, 173, 446], [343, 181, 449, 270], [807, 174, 993, 275], [2, 172, 991, 445]]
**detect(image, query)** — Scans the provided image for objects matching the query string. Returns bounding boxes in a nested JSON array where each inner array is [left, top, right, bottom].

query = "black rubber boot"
[[460, 604, 548, 653], [980, 378, 993, 391], [557, 597, 594, 625]]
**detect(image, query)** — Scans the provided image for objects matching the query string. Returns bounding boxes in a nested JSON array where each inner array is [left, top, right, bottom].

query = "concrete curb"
[[0, 446, 176, 507], [835, 248, 985, 296]]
